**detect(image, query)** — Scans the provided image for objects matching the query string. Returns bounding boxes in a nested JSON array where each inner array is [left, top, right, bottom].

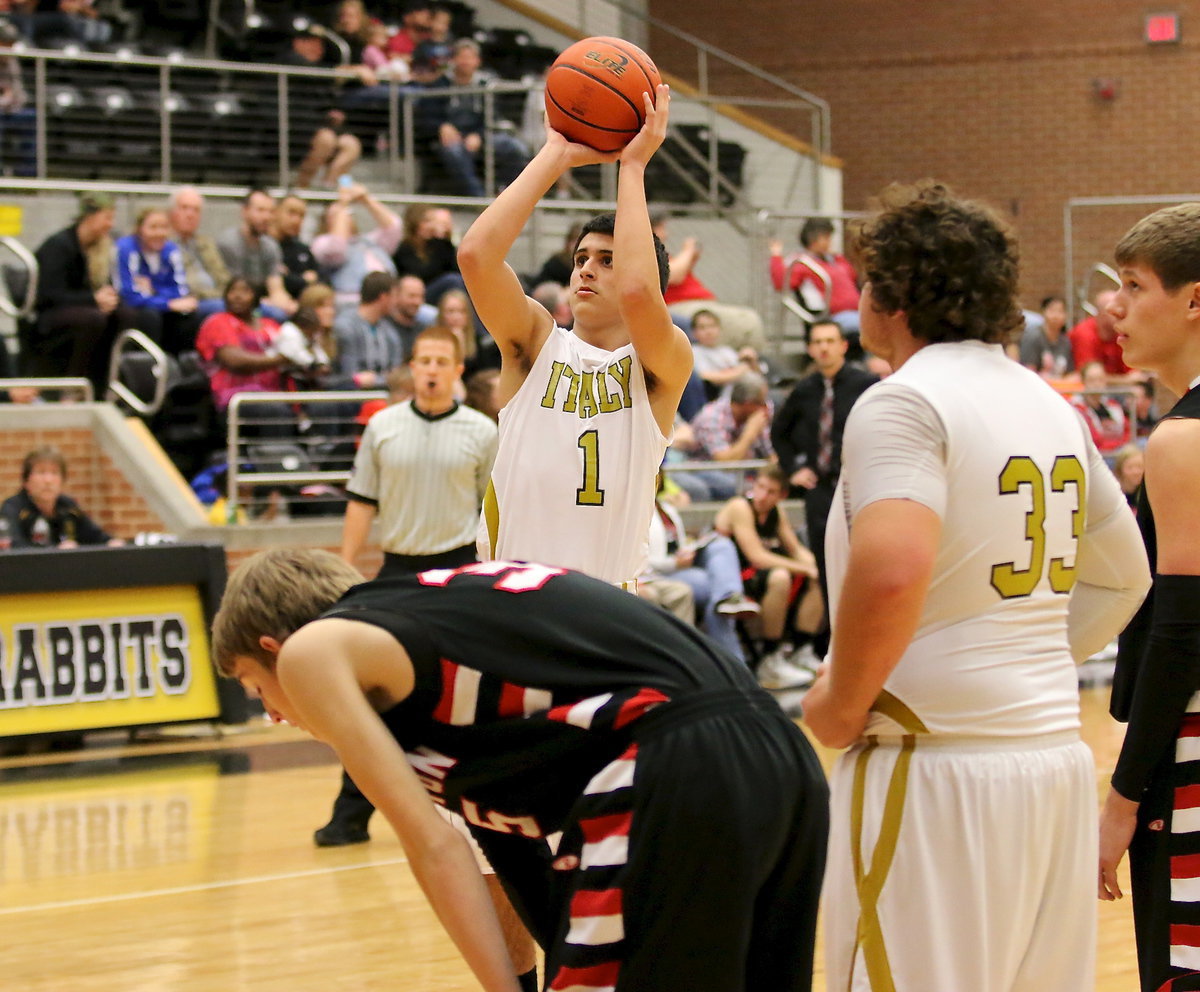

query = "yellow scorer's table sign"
[[0, 545, 233, 736]]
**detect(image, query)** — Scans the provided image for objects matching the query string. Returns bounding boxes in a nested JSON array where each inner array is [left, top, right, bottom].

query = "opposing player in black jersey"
[[212, 549, 828, 992], [1100, 202, 1200, 992]]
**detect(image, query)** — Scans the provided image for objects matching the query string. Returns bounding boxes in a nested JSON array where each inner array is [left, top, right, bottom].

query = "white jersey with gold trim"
[[478, 325, 668, 584], [826, 340, 1129, 738]]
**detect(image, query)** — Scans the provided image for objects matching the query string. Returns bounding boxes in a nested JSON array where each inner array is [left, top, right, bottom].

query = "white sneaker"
[[756, 650, 815, 690], [715, 594, 761, 619], [791, 643, 822, 673]]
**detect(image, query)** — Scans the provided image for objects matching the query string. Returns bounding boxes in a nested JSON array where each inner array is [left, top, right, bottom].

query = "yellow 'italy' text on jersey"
[[478, 326, 668, 584]]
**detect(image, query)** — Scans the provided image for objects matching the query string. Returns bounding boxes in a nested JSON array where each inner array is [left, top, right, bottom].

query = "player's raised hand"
[[621, 83, 670, 168], [543, 122, 621, 169]]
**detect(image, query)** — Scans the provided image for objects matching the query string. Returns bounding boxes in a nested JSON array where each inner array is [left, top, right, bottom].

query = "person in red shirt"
[[195, 277, 293, 437], [769, 217, 861, 337], [385, 0, 432, 58], [1069, 289, 1131, 376]]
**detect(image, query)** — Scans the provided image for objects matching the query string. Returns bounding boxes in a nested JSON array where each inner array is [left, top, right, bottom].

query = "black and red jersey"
[[319, 561, 760, 841]]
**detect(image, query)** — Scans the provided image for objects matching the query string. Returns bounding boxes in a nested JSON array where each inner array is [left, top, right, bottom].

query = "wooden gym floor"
[[1, 687, 1137, 991]]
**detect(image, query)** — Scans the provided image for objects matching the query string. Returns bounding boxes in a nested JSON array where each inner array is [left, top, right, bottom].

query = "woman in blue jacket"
[[114, 206, 203, 353]]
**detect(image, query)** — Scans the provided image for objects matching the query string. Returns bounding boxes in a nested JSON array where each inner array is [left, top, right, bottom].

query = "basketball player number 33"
[[990, 454, 1085, 599]]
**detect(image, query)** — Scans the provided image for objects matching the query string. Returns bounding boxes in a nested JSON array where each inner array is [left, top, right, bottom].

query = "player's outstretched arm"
[[1065, 439, 1150, 663], [614, 83, 693, 432], [459, 134, 617, 362], [1100, 418, 1200, 901], [278, 621, 523, 992]]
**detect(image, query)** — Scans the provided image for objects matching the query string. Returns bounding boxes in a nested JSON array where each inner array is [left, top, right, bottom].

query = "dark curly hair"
[[852, 181, 1023, 346]]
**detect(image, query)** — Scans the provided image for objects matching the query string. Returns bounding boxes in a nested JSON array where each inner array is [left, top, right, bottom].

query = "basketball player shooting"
[[458, 82, 694, 585]]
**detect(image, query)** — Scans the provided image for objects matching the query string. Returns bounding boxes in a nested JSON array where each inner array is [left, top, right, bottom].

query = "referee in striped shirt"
[[316, 325, 498, 847]]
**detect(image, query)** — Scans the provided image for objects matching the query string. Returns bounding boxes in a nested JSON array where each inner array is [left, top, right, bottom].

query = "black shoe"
[[313, 819, 370, 847]]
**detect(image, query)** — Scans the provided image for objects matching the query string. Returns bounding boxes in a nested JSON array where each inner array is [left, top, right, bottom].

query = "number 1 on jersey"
[[576, 429, 604, 506]]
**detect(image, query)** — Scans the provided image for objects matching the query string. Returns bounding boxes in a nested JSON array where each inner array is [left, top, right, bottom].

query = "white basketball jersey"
[[826, 341, 1120, 737], [478, 326, 668, 583]]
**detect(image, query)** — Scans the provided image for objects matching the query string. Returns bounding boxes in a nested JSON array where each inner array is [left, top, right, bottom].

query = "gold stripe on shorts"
[[846, 692, 927, 991]]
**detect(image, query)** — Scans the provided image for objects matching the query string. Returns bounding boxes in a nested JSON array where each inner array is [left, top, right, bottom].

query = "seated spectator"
[[769, 217, 861, 338], [114, 205, 203, 354], [216, 189, 297, 321], [1069, 289, 1131, 377], [642, 472, 758, 662], [714, 464, 822, 689], [311, 180, 402, 310], [530, 279, 572, 329], [333, 0, 373, 62], [463, 366, 500, 422], [434, 39, 530, 197], [168, 186, 228, 318], [333, 271, 405, 388], [432, 286, 483, 377], [1111, 443, 1144, 512], [688, 369, 775, 500], [421, 3, 456, 68], [0, 20, 33, 176], [1, 445, 123, 548], [282, 25, 362, 190], [356, 363, 415, 428], [297, 281, 339, 369], [1071, 359, 1131, 454], [275, 306, 332, 388], [271, 194, 320, 300], [194, 276, 292, 436], [384, 0, 432, 62], [361, 20, 411, 82], [1019, 294, 1074, 378], [528, 221, 583, 287], [30, 190, 129, 391], [652, 213, 767, 352], [690, 308, 764, 401], [1131, 378, 1159, 438], [392, 202, 464, 302], [387, 272, 436, 358], [32, 0, 112, 47]]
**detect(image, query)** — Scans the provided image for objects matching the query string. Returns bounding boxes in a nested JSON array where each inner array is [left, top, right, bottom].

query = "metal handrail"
[[6, 45, 814, 210], [225, 389, 387, 513], [0, 376, 94, 400], [1079, 262, 1120, 317], [0, 236, 37, 319], [105, 328, 170, 415]]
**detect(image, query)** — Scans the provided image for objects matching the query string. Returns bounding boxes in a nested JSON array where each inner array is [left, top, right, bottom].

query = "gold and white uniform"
[[823, 341, 1148, 992], [478, 325, 668, 585]]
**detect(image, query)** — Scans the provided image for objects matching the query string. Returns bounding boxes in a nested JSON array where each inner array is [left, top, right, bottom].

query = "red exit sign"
[[1145, 12, 1181, 43]]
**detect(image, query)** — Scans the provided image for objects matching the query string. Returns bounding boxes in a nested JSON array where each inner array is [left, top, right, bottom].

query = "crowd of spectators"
[[263, 0, 535, 196], [1, 166, 1161, 699]]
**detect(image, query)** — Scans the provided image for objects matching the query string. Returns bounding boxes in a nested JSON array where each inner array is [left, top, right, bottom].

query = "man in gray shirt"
[[216, 188, 296, 320], [333, 271, 405, 388]]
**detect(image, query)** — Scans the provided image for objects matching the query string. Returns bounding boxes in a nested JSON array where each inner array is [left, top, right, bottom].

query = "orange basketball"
[[543, 36, 662, 152]]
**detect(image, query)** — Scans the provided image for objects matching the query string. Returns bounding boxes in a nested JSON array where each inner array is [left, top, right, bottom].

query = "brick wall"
[[223, 544, 382, 578], [0, 427, 165, 539], [648, 1, 1198, 309]]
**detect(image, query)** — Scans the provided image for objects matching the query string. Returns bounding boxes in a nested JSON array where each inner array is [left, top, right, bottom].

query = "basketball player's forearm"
[[408, 834, 524, 992], [828, 503, 939, 724], [613, 160, 661, 305]]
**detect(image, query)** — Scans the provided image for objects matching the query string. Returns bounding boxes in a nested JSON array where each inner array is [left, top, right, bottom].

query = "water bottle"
[[31, 516, 50, 546], [0, 516, 10, 550]]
